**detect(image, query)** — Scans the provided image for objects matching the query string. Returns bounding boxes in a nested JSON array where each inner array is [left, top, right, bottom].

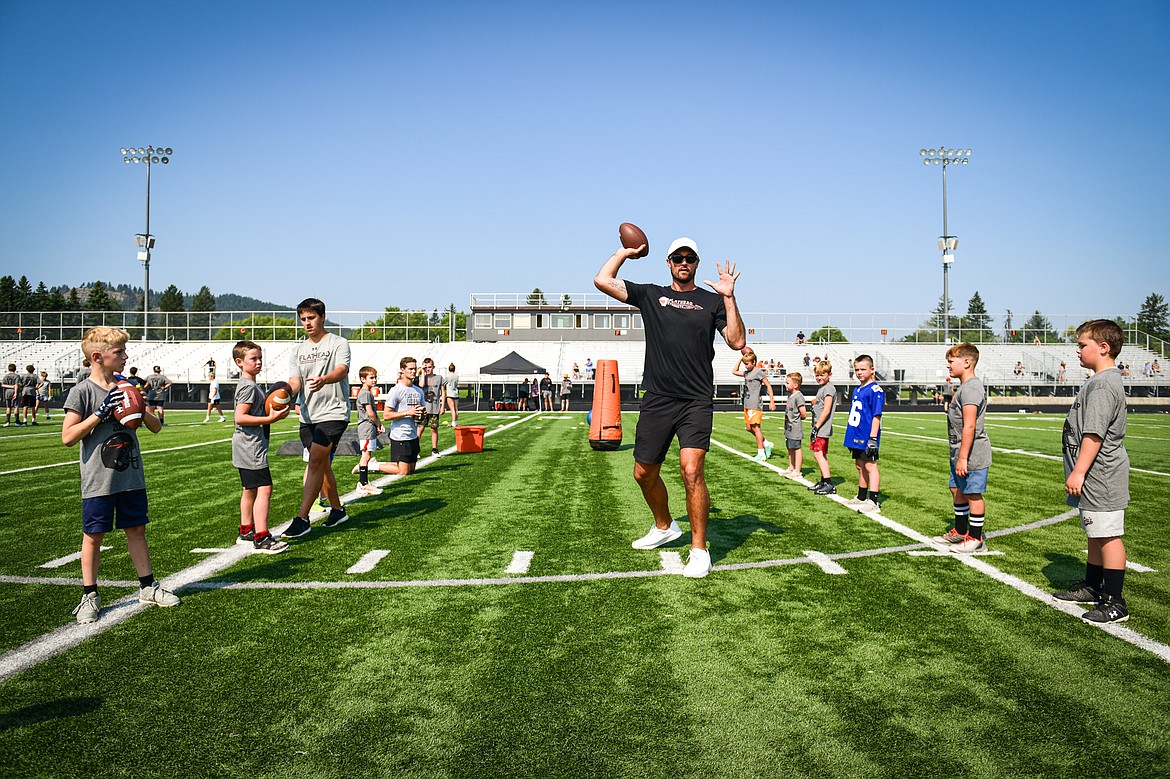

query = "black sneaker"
[[1053, 580, 1101, 604], [1081, 594, 1129, 624], [323, 509, 349, 529], [236, 527, 255, 546], [253, 533, 290, 554], [281, 517, 312, 539], [807, 479, 823, 491], [813, 481, 837, 495]]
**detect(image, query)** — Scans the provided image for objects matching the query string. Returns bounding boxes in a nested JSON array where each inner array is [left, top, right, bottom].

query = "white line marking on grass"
[[191, 548, 234, 554], [710, 438, 816, 485], [1077, 550, 1158, 574], [802, 550, 848, 574], [659, 551, 684, 574], [840, 504, 1170, 663], [40, 547, 111, 568], [881, 429, 1170, 478], [0, 411, 542, 683], [505, 551, 534, 574], [0, 431, 300, 477], [0, 574, 138, 587], [348, 550, 391, 574], [984, 510, 1077, 538]]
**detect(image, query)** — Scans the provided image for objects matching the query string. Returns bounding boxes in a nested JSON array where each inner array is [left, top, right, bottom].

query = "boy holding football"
[[232, 340, 290, 553], [282, 298, 351, 539], [384, 357, 426, 476], [843, 355, 884, 512], [61, 327, 180, 623]]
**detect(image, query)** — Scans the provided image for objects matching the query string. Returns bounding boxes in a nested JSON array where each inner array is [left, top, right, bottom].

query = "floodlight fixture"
[[918, 146, 972, 343], [120, 145, 173, 340]]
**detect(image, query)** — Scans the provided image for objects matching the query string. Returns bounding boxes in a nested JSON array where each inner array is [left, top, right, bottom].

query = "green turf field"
[[1, 408, 1168, 778]]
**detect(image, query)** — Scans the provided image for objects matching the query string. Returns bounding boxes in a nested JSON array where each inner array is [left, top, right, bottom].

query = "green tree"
[[962, 291, 994, 341], [213, 315, 301, 340], [190, 285, 216, 338], [560, 294, 572, 308], [16, 276, 33, 309], [158, 284, 185, 312], [30, 282, 50, 311], [808, 325, 848, 343], [429, 309, 441, 326], [1136, 293, 1168, 340], [526, 288, 548, 305], [352, 307, 436, 341], [47, 289, 66, 311], [1018, 310, 1058, 343], [85, 281, 115, 311]]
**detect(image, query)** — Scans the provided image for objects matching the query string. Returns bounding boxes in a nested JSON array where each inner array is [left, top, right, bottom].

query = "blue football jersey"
[[844, 382, 884, 450]]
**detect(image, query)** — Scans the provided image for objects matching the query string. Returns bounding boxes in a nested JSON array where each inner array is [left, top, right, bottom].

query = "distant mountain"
[[210, 293, 293, 312]]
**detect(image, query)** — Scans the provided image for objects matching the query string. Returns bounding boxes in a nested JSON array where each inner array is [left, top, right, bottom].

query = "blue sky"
[[1, 0, 1167, 324]]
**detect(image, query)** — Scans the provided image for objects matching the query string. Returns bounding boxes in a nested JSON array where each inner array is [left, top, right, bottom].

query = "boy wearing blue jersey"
[[843, 355, 883, 512]]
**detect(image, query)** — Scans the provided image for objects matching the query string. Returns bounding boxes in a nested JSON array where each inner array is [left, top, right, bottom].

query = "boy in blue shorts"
[[934, 343, 991, 553], [61, 327, 180, 623], [843, 354, 884, 512], [232, 340, 290, 553], [1053, 319, 1132, 623]]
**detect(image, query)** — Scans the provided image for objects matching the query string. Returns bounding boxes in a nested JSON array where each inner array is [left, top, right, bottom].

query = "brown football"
[[618, 223, 649, 258], [114, 380, 144, 430], [265, 381, 294, 416]]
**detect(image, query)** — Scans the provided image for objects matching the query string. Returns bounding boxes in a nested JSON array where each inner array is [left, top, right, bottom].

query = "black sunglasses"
[[668, 254, 698, 264]]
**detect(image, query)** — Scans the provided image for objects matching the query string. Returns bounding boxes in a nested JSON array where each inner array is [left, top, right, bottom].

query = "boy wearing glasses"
[[594, 235, 745, 579]]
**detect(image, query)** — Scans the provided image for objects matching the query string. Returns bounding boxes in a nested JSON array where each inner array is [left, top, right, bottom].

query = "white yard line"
[[0, 414, 542, 682], [505, 551, 534, 574], [347, 550, 391, 574], [40, 547, 111, 569], [659, 551, 685, 574], [803, 550, 848, 575]]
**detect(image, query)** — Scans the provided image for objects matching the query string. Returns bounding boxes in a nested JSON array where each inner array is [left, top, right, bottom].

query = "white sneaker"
[[682, 548, 712, 578], [357, 483, 383, 496], [750, 452, 767, 462], [631, 519, 683, 549], [202, 418, 209, 423], [951, 535, 986, 554], [72, 591, 101, 623], [434, 450, 443, 458], [139, 582, 181, 607], [218, 416, 226, 422], [856, 499, 880, 513]]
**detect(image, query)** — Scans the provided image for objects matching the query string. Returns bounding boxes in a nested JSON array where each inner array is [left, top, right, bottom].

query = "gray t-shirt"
[[356, 387, 380, 441], [289, 333, 352, 424], [743, 367, 767, 410], [384, 382, 423, 441], [19, 372, 36, 397], [2, 372, 18, 400], [64, 379, 147, 498], [144, 373, 170, 401], [812, 382, 837, 438], [232, 379, 269, 470], [947, 377, 992, 470], [442, 371, 459, 397], [417, 372, 443, 414], [1063, 367, 1129, 511], [784, 390, 806, 440]]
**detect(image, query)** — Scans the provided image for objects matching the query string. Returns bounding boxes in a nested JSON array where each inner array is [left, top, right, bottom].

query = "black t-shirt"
[[624, 280, 728, 400]]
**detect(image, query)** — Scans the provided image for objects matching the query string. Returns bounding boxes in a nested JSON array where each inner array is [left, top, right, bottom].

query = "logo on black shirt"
[[657, 296, 704, 310]]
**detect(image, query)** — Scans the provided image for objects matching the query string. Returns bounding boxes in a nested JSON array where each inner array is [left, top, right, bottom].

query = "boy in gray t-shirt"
[[61, 326, 180, 624], [783, 373, 808, 475], [231, 340, 290, 553], [732, 351, 775, 462], [354, 365, 397, 495], [2, 364, 19, 426], [809, 361, 838, 494], [935, 343, 992, 554], [1053, 319, 1132, 624]]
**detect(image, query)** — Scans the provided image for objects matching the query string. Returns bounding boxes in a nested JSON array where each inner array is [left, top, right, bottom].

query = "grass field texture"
[[1, 408, 1168, 778]]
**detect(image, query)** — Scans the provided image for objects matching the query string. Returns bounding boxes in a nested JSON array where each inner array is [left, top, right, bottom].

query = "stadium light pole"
[[121, 145, 172, 340], [920, 147, 971, 343]]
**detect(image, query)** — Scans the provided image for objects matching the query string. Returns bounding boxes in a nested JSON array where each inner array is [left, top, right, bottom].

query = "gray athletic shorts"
[[1080, 508, 1125, 538]]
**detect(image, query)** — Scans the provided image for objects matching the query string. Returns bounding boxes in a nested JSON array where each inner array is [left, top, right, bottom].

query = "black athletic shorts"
[[850, 447, 879, 462], [390, 438, 421, 464], [633, 391, 713, 465], [299, 420, 348, 453], [238, 466, 273, 489]]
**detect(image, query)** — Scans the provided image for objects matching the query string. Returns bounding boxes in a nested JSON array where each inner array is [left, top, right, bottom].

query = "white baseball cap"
[[667, 237, 699, 258]]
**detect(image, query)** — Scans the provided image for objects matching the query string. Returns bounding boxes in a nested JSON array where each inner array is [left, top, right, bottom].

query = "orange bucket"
[[454, 425, 486, 453]]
